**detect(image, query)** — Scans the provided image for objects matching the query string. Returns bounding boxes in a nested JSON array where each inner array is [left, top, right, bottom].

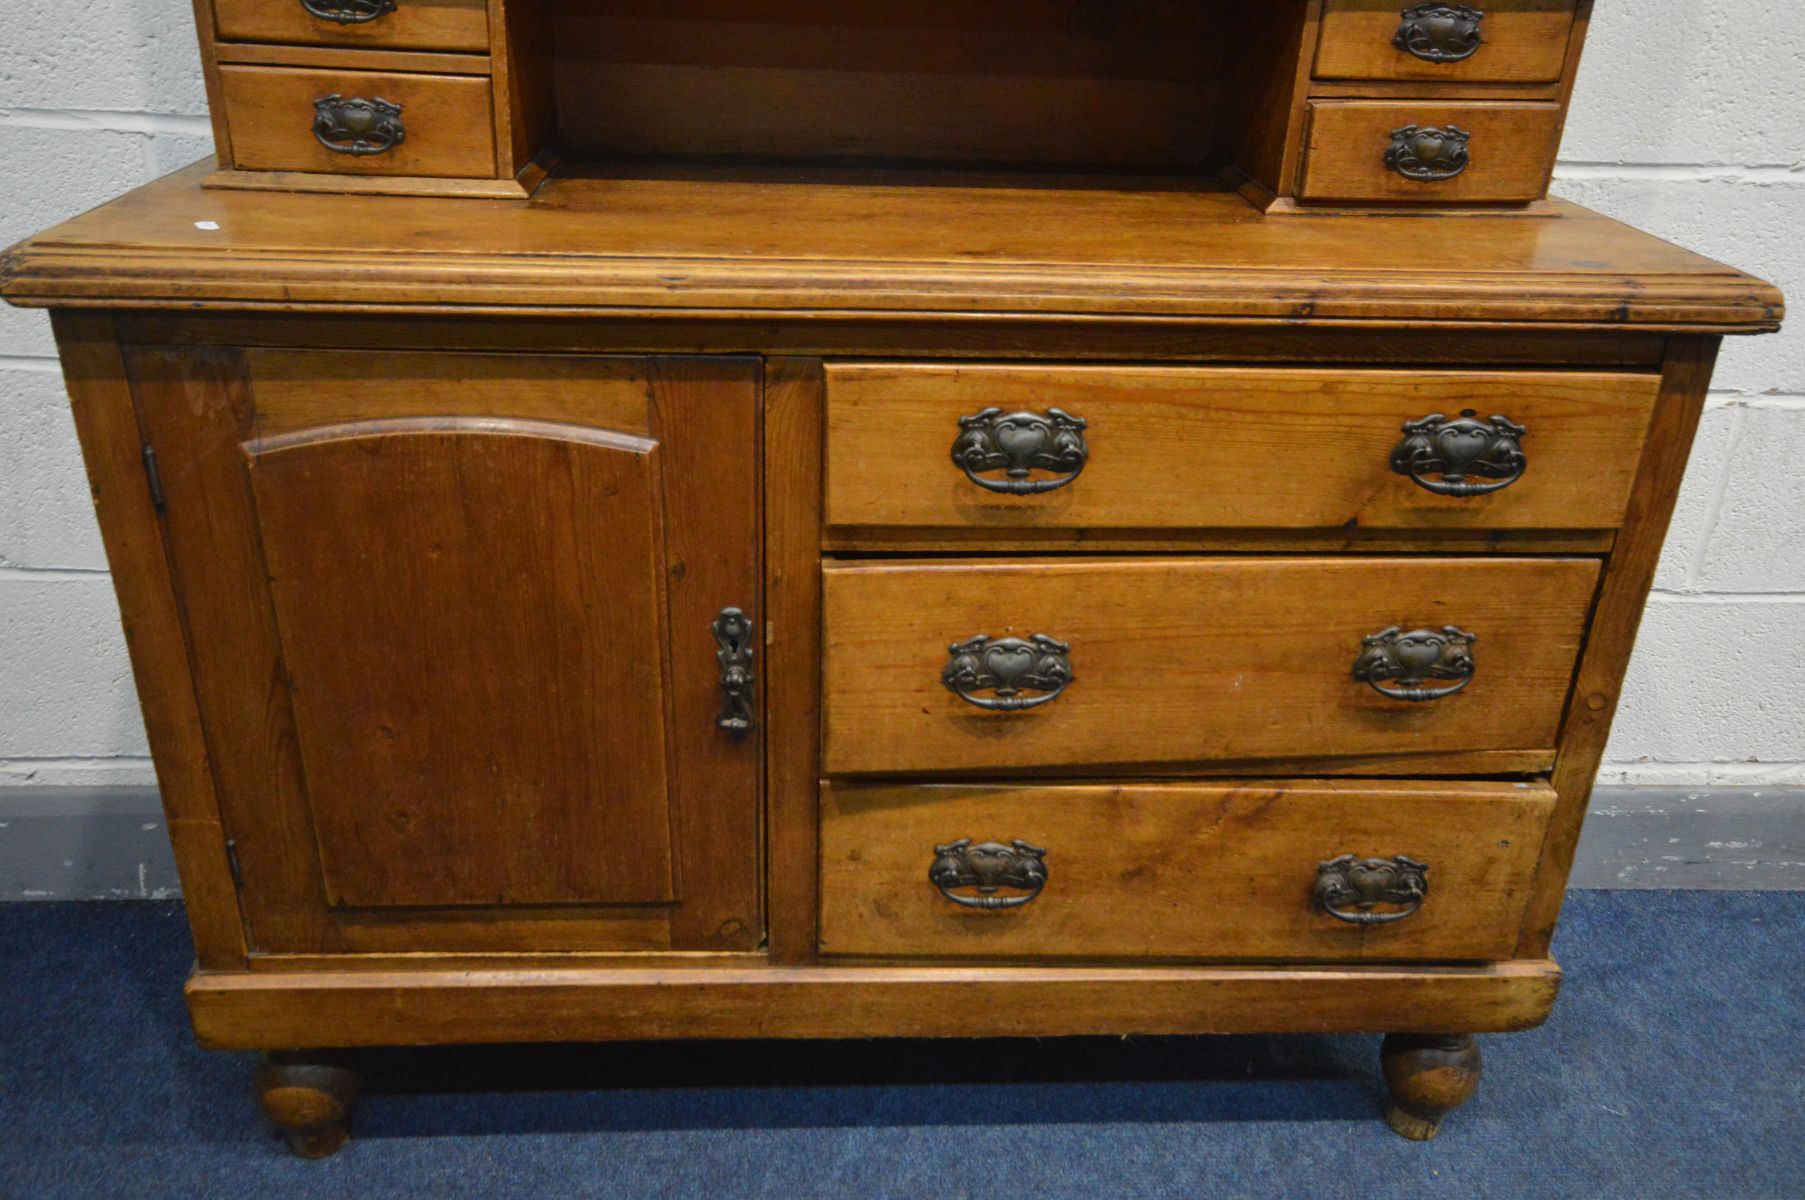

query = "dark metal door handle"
[[929, 839, 1049, 909], [951, 407, 1089, 494], [1384, 125, 1472, 181], [1354, 626, 1476, 702], [713, 607, 755, 732], [1315, 854, 1430, 924], [300, 0, 398, 24], [943, 634, 1073, 711], [312, 95, 406, 156], [1391, 409, 1527, 496], [1394, 4, 1485, 63]]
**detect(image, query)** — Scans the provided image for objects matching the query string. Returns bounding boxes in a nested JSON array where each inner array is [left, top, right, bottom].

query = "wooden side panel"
[[219, 65, 497, 177], [1520, 336, 1721, 954], [549, 0, 1224, 168], [821, 557, 1600, 775], [212, 0, 493, 53], [824, 364, 1660, 535], [1300, 100, 1563, 202], [1315, 0, 1577, 84], [245, 419, 676, 909], [820, 780, 1555, 961]]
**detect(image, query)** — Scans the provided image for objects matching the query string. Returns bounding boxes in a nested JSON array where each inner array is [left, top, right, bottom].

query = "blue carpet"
[[0, 891, 1799, 1199]]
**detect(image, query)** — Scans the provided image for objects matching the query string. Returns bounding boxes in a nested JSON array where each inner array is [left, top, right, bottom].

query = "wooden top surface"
[[0, 162, 1783, 331]]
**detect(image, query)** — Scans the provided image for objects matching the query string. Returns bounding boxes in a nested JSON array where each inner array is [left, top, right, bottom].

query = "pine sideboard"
[[1, 0, 1783, 1155]]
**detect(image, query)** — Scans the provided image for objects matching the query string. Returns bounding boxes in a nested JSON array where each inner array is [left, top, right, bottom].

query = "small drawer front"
[[220, 64, 496, 178], [213, 0, 491, 53], [820, 779, 1555, 961], [821, 556, 1598, 776], [1300, 101, 1562, 203], [1316, 1, 1578, 84], [824, 364, 1658, 537]]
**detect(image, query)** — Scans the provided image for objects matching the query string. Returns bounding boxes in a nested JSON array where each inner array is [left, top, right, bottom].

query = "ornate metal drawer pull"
[[1391, 409, 1527, 496], [929, 839, 1049, 909], [951, 407, 1089, 494], [943, 634, 1073, 711], [300, 0, 398, 23], [1354, 626, 1476, 702], [712, 607, 755, 732], [1394, 4, 1485, 63], [312, 95, 406, 157], [1315, 855, 1429, 925], [1384, 125, 1471, 181]]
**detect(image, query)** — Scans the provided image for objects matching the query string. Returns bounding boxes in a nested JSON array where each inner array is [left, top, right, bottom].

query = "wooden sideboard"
[[2, 0, 1784, 1157]]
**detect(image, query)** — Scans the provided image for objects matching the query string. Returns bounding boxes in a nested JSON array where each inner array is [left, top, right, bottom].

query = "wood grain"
[[212, 0, 492, 53], [821, 556, 1600, 775], [186, 959, 1564, 1048], [820, 779, 1555, 961], [823, 364, 1660, 535], [1300, 100, 1563, 203], [3, 164, 1782, 331], [219, 65, 496, 177], [1315, 0, 1577, 84]]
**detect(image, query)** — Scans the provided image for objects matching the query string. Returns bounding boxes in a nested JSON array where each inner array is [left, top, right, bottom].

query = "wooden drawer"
[[1300, 101, 1562, 203], [1315, 1, 1578, 84], [824, 364, 1658, 538], [219, 65, 496, 178], [213, 0, 491, 54], [820, 557, 1598, 776], [820, 779, 1555, 961]]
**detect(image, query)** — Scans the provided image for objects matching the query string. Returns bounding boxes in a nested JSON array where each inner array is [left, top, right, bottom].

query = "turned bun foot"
[[1380, 1033, 1482, 1141], [254, 1050, 362, 1158]]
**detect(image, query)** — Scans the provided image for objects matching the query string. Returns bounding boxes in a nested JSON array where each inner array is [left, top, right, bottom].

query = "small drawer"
[[824, 364, 1659, 538], [1316, 1, 1578, 84], [213, 0, 491, 53], [820, 556, 1598, 776], [820, 779, 1555, 961], [1300, 100, 1562, 204], [220, 64, 496, 178]]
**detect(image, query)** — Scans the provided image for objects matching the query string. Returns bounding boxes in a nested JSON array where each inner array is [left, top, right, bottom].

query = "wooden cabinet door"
[[127, 348, 762, 956]]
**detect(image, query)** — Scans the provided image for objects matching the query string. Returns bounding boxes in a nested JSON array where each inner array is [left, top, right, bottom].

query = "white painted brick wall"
[[0, 2, 1801, 789]]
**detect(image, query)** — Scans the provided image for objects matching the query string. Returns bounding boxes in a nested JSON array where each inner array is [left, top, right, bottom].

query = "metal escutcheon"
[[943, 634, 1073, 711], [300, 0, 399, 26], [1394, 4, 1486, 63], [929, 839, 1049, 909], [951, 407, 1089, 494], [712, 607, 755, 732], [1391, 409, 1527, 496], [312, 95, 406, 156], [1315, 854, 1430, 924], [1354, 626, 1476, 702]]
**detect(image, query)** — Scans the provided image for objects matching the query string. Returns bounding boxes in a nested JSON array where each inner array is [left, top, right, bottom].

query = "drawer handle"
[[930, 839, 1048, 909], [1314, 854, 1429, 925], [712, 607, 756, 733], [312, 95, 406, 157], [300, 0, 398, 25], [1354, 625, 1476, 702], [943, 634, 1073, 711], [1394, 4, 1485, 64], [951, 407, 1089, 494], [1391, 409, 1526, 496], [1384, 125, 1472, 182]]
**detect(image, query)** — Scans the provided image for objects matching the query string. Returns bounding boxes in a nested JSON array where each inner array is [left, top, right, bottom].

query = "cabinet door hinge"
[[224, 837, 244, 889], [141, 444, 167, 514]]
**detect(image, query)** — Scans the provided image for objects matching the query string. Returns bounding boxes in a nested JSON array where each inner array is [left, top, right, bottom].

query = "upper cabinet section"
[[181, 0, 1594, 211]]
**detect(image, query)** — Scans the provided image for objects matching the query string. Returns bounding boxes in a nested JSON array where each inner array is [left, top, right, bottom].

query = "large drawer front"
[[1315, 0, 1578, 84], [220, 64, 496, 177], [820, 779, 1555, 961], [824, 365, 1658, 537], [213, 0, 492, 53], [1300, 101, 1562, 203], [820, 557, 1599, 775]]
